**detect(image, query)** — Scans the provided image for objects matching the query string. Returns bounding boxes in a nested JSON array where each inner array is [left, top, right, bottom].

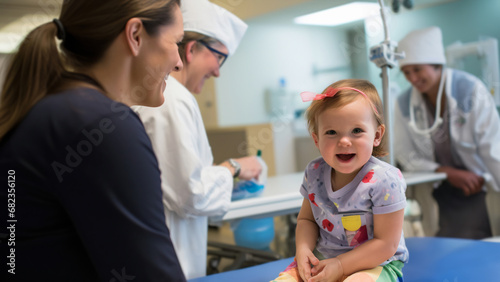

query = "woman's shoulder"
[[448, 68, 491, 111], [37, 87, 138, 127], [25, 87, 143, 147], [41, 87, 125, 113]]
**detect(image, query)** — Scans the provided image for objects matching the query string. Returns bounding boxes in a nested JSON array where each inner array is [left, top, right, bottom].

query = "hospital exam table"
[[190, 237, 500, 282]]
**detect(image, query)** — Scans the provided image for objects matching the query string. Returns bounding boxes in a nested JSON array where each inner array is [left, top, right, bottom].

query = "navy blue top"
[[0, 88, 186, 281]]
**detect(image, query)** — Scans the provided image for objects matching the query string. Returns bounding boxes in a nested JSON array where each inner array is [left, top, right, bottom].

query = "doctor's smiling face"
[[185, 40, 228, 94], [401, 64, 442, 96]]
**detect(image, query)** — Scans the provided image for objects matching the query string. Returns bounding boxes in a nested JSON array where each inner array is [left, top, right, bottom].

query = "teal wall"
[[391, 0, 500, 43], [364, 0, 500, 98]]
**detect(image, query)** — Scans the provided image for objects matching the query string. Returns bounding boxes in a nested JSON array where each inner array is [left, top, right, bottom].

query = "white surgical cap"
[[181, 0, 248, 55], [398, 26, 446, 68]]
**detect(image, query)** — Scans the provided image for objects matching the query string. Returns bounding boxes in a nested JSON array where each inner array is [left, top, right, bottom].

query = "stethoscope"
[[408, 68, 446, 135]]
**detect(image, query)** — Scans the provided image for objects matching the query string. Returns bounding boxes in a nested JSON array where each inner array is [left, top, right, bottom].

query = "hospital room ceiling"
[[228, 0, 457, 24], [0, 0, 455, 53]]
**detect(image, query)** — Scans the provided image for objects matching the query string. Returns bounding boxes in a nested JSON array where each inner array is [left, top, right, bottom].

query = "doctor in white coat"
[[394, 26, 500, 239], [133, 0, 261, 279]]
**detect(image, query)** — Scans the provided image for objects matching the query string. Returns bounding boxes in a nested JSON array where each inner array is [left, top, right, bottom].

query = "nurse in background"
[[394, 26, 500, 239], [133, 0, 261, 279]]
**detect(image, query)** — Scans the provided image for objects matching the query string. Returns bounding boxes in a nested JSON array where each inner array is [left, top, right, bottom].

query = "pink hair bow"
[[300, 87, 378, 114]]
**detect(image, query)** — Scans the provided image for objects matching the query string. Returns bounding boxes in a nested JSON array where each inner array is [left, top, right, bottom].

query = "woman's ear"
[[373, 124, 385, 147], [184, 41, 197, 64], [124, 18, 144, 56]]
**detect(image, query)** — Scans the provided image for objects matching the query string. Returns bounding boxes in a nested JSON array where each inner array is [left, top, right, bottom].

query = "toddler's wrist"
[[335, 257, 344, 277]]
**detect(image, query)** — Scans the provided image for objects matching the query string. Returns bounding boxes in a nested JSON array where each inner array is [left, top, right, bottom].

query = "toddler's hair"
[[305, 79, 387, 157]]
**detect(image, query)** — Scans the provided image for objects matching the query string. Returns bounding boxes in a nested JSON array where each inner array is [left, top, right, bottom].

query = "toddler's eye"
[[353, 128, 363, 134], [325, 130, 336, 135]]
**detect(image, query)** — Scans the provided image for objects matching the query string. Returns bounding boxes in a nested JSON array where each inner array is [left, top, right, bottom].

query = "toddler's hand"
[[296, 248, 319, 281], [308, 257, 343, 282]]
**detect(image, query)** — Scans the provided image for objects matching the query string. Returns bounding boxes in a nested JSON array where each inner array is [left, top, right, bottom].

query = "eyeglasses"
[[198, 41, 228, 67]]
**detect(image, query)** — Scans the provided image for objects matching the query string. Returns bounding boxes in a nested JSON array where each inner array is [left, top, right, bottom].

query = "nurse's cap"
[[398, 26, 446, 68], [181, 0, 248, 55]]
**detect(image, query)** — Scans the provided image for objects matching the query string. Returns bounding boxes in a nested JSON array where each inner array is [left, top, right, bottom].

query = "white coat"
[[394, 68, 500, 193], [133, 76, 233, 279]]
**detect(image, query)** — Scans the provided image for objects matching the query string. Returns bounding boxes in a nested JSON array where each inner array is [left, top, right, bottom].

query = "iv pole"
[[369, 0, 404, 165]]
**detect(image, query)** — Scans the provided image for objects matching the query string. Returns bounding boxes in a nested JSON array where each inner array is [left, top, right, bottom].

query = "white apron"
[[133, 76, 233, 279]]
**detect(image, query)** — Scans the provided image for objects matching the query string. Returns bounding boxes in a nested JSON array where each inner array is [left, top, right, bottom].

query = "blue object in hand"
[[231, 180, 264, 201]]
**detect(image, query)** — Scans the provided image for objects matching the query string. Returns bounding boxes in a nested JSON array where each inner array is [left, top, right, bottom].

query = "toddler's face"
[[312, 96, 384, 181]]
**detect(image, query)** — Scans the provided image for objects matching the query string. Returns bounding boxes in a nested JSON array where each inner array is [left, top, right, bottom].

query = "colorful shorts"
[[271, 260, 404, 282]]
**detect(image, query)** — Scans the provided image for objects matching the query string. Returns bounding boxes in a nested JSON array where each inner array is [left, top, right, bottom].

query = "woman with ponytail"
[[0, 0, 186, 281]]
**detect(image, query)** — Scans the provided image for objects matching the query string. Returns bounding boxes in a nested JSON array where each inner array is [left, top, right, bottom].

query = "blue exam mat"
[[189, 237, 500, 281]]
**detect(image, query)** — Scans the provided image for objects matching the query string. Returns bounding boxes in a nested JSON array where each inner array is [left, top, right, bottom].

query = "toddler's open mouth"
[[337, 154, 355, 161]]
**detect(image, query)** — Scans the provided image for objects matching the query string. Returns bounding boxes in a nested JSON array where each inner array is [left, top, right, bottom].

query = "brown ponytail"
[[0, 22, 64, 140]]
